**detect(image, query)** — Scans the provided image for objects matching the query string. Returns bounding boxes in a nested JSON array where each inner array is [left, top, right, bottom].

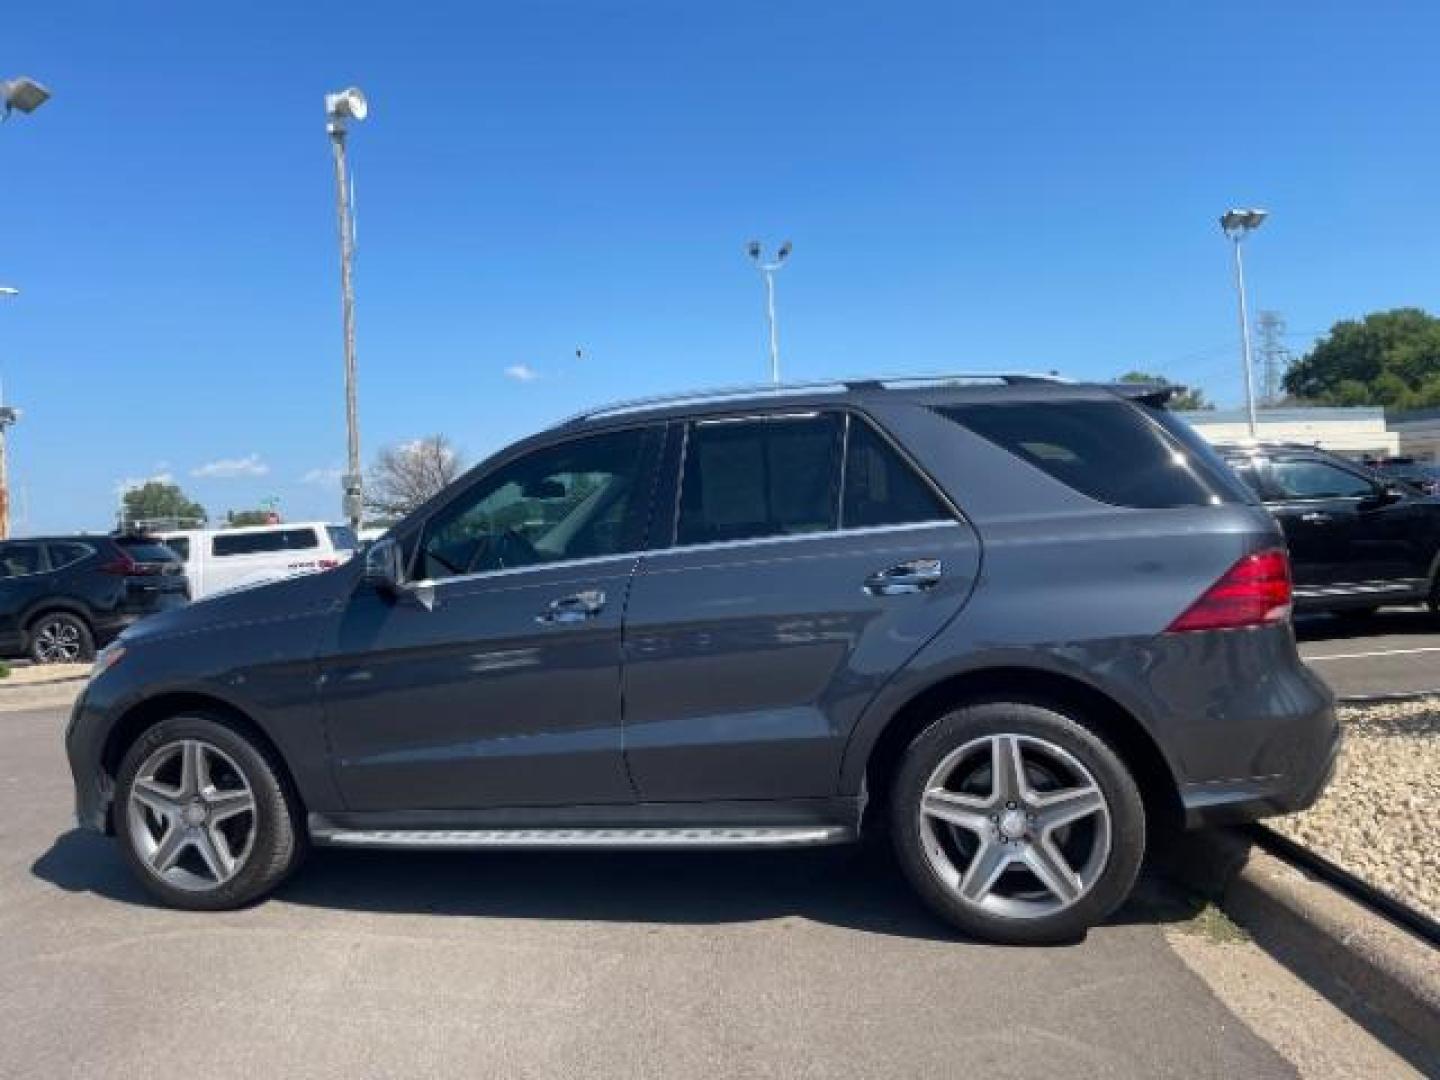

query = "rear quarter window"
[[116, 539, 182, 563], [939, 399, 1240, 509]]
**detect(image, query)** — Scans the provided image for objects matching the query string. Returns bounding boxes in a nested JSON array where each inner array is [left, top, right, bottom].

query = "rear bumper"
[[1180, 707, 1341, 829]]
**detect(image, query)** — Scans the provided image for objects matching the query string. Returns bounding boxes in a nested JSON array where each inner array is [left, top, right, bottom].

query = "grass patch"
[[1176, 899, 1248, 944]]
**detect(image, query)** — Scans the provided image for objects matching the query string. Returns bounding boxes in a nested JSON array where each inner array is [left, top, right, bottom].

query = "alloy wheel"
[[33, 619, 83, 663], [917, 733, 1112, 920], [126, 739, 258, 892]]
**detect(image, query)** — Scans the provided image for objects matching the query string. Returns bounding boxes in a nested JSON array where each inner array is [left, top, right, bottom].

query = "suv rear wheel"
[[114, 715, 304, 910], [28, 611, 94, 664], [890, 701, 1145, 945]]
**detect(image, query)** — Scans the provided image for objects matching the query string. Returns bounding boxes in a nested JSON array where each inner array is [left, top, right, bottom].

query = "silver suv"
[[66, 374, 1337, 944]]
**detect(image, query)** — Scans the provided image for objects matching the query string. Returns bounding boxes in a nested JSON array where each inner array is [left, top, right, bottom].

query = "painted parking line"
[[1302, 645, 1440, 662]]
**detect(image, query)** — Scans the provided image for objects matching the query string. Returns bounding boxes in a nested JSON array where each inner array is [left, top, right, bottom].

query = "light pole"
[[1220, 208, 1268, 438], [0, 76, 48, 540], [326, 87, 368, 530], [746, 240, 792, 385], [0, 289, 18, 539]]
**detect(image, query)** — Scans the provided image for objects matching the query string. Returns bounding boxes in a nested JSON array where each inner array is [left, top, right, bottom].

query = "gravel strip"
[[1271, 697, 1440, 923]]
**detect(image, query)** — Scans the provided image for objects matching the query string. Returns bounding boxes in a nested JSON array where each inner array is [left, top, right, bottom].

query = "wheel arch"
[[856, 666, 1183, 834], [99, 691, 305, 830], [22, 600, 94, 638]]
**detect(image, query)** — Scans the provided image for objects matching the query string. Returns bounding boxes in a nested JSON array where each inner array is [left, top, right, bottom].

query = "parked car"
[[1218, 442, 1440, 616], [1365, 456, 1440, 497], [0, 535, 187, 664], [67, 375, 1337, 944], [153, 522, 357, 599]]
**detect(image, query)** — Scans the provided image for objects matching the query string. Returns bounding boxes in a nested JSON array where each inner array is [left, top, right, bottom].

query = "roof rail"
[[555, 371, 1066, 427]]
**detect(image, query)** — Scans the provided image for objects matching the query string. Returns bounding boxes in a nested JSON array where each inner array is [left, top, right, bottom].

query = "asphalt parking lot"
[[0, 700, 1304, 1080], [1296, 607, 1440, 699]]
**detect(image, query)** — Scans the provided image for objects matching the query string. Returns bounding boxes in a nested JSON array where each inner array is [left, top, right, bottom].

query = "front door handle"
[[536, 589, 606, 625], [864, 558, 943, 596], [1300, 511, 1333, 524]]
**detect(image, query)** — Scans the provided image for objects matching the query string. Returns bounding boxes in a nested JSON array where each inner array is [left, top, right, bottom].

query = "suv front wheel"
[[890, 701, 1145, 945], [28, 611, 95, 664]]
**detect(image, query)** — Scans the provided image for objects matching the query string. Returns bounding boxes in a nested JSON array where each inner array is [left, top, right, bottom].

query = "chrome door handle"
[[1300, 512, 1332, 524], [536, 589, 606, 624], [864, 558, 943, 596]]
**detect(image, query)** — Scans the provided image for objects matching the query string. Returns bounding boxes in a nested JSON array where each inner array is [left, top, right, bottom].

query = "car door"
[[621, 410, 981, 802], [0, 542, 48, 653], [1263, 455, 1390, 593], [319, 424, 663, 812]]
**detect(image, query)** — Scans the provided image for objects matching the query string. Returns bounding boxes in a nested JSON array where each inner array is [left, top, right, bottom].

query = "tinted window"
[[939, 400, 1232, 508], [1223, 459, 1266, 499], [420, 426, 660, 580], [842, 417, 950, 528], [212, 528, 319, 557], [47, 542, 95, 569], [161, 537, 190, 561], [326, 525, 358, 551], [0, 543, 43, 578], [116, 538, 181, 562], [677, 414, 841, 546], [1269, 459, 1375, 500]]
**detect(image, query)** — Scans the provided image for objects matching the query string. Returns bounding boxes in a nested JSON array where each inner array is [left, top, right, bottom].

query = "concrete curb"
[[0, 674, 88, 690], [1337, 689, 1440, 705], [1166, 829, 1440, 1059]]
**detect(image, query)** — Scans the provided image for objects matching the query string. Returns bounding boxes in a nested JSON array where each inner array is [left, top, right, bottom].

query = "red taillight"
[[318, 558, 340, 569], [1166, 549, 1292, 633], [101, 554, 162, 577]]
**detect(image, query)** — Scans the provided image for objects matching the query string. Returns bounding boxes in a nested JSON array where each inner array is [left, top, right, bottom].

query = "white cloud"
[[191, 453, 269, 479], [301, 467, 344, 486], [504, 363, 539, 382], [115, 472, 173, 495]]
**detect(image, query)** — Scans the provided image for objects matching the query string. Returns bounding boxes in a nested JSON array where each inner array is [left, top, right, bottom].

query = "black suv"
[[1218, 443, 1440, 616], [0, 535, 188, 663], [67, 376, 1337, 944]]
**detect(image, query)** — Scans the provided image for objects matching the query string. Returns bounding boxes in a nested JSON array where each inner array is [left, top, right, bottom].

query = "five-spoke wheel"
[[891, 701, 1145, 944], [115, 715, 304, 910]]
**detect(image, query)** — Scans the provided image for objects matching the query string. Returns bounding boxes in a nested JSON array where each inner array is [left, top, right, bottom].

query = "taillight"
[[101, 554, 162, 577], [318, 558, 340, 569], [1166, 549, 1292, 633]]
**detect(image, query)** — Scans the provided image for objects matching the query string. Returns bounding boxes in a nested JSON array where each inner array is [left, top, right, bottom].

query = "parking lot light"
[[746, 240, 793, 385], [1220, 208, 1268, 438], [325, 87, 368, 530], [1, 76, 51, 118]]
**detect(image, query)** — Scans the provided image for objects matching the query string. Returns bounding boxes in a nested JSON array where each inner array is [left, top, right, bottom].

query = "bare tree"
[[364, 435, 464, 519]]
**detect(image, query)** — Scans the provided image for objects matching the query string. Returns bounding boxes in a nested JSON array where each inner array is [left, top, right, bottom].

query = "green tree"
[[1283, 308, 1440, 409], [1117, 371, 1211, 411], [122, 481, 206, 529]]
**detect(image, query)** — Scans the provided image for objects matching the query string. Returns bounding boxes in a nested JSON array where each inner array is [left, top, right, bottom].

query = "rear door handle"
[[536, 589, 606, 624], [1300, 512, 1333, 524], [864, 558, 943, 596]]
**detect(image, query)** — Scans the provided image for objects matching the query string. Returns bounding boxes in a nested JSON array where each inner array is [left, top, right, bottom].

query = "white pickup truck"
[[154, 522, 357, 599]]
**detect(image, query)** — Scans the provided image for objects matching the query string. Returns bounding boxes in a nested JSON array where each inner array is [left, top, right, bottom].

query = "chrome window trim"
[[409, 520, 964, 591]]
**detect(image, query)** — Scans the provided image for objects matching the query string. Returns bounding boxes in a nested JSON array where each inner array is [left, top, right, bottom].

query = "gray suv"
[[66, 375, 1338, 944]]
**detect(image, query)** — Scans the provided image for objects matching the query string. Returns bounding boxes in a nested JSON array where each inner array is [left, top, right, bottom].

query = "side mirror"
[[363, 536, 404, 595]]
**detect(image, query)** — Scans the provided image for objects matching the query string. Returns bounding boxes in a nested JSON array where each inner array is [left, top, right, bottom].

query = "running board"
[[310, 824, 855, 850]]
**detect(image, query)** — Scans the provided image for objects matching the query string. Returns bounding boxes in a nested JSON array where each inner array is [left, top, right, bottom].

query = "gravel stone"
[[1271, 697, 1440, 923]]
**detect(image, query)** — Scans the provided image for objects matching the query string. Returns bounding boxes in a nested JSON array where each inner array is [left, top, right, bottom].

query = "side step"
[[311, 824, 854, 850]]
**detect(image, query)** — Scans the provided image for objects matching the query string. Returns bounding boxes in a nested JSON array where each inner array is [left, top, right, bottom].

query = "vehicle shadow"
[[1294, 606, 1435, 643], [32, 828, 1194, 945]]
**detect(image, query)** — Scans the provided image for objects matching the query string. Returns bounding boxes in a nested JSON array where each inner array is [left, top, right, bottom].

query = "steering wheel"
[[474, 528, 539, 572]]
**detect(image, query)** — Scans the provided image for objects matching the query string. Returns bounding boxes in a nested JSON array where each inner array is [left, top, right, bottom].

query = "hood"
[[122, 563, 358, 646]]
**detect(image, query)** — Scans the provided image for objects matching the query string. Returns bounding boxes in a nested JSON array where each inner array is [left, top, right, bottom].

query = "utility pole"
[[325, 87, 368, 530], [0, 291, 19, 540], [745, 240, 793, 385], [1256, 310, 1288, 406], [1219, 209, 1268, 438]]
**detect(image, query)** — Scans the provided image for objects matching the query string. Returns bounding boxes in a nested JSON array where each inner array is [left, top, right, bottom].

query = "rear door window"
[[116, 539, 182, 563], [842, 416, 952, 528], [939, 400, 1237, 508], [46, 542, 95, 569], [676, 413, 842, 546]]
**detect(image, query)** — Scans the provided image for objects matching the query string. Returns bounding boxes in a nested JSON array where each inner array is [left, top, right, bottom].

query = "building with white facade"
[[1173, 407, 1399, 460], [1389, 408, 1440, 463]]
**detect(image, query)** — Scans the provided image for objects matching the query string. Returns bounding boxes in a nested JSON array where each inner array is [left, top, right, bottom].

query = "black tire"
[[114, 714, 306, 911], [27, 611, 95, 664], [889, 700, 1145, 945]]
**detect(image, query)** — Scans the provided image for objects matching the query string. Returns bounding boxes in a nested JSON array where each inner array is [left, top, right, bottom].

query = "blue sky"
[[5, 1, 1439, 532]]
